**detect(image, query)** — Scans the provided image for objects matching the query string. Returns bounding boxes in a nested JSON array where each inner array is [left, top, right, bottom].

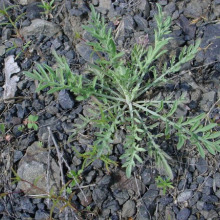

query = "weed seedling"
[[24, 4, 220, 179], [0, 4, 32, 59], [23, 115, 39, 131], [156, 176, 174, 195], [38, 0, 56, 15], [0, 4, 24, 39]]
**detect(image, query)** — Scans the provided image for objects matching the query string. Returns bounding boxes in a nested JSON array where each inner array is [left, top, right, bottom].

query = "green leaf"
[[24, 71, 42, 81], [177, 135, 185, 150], [208, 131, 220, 139], [182, 113, 206, 126], [0, 124, 5, 135], [190, 120, 200, 132], [33, 176, 42, 186], [76, 96, 86, 101], [167, 101, 178, 117], [196, 143, 205, 158], [160, 154, 173, 180], [32, 124, 39, 131], [156, 101, 164, 112], [47, 87, 66, 94], [112, 52, 124, 61], [134, 153, 143, 163], [165, 122, 170, 136], [126, 164, 132, 178], [195, 123, 217, 133], [205, 144, 215, 155]]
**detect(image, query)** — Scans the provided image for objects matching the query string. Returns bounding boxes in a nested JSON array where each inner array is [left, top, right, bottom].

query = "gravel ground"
[[0, 0, 220, 219]]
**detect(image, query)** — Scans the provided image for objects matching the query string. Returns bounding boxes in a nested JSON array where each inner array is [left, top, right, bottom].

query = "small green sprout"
[[18, 125, 25, 132], [38, 0, 56, 15], [156, 176, 174, 195], [27, 115, 39, 131], [0, 4, 25, 39], [0, 123, 5, 136]]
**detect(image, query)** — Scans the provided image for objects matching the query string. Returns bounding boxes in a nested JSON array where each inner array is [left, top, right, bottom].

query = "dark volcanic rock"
[[179, 15, 196, 40], [197, 24, 220, 64], [177, 190, 193, 203], [92, 187, 109, 208], [122, 200, 136, 218], [26, 2, 44, 20], [196, 157, 208, 174], [58, 90, 75, 110], [177, 208, 191, 220], [134, 15, 148, 31]]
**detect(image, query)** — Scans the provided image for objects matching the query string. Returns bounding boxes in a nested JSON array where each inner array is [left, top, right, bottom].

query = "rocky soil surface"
[[0, 0, 220, 219]]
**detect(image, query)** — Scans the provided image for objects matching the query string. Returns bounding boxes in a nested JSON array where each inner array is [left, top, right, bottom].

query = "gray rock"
[[85, 170, 96, 183], [97, 0, 112, 14], [201, 194, 218, 203], [164, 2, 176, 15], [215, 189, 220, 198], [188, 192, 201, 206], [2, 29, 11, 41], [20, 19, 60, 38], [201, 210, 218, 219], [159, 196, 173, 206], [204, 177, 213, 187], [46, 105, 59, 115], [136, 0, 150, 17], [35, 210, 49, 220], [196, 157, 208, 174], [136, 189, 158, 218], [52, 38, 62, 50], [98, 175, 111, 186], [26, 2, 44, 20], [141, 168, 154, 185], [76, 43, 99, 63], [177, 208, 191, 220], [37, 203, 45, 210], [179, 15, 196, 40], [172, 10, 180, 20], [20, 198, 36, 213], [92, 0, 99, 6], [123, 15, 135, 34], [196, 201, 205, 210], [202, 186, 212, 195], [78, 189, 92, 207], [37, 117, 57, 142], [137, 202, 156, 220], [17, 142, 61, 195], [199, 24, 220, 64], [0, 201, 5, 212], [122, 200, 136, 218], [102, 196, 120, 212], [184, 0, 211, 18], [134, 15, 148, 31], [200, 91, 216, 112], [92, 187, 108, 208], [213, 4, 220, 18], [113, 189, 129, 205], [18, 0, 35, 5], [0, 45, 6, 56], [177, 190, 193, 203], [159, 0, 168, 6], [33, 99, 44, 111], [143, 189, 159, 203], [58, 90, 75, 110], [13, 150, 23, 163], [22, 19, 31, 27]]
